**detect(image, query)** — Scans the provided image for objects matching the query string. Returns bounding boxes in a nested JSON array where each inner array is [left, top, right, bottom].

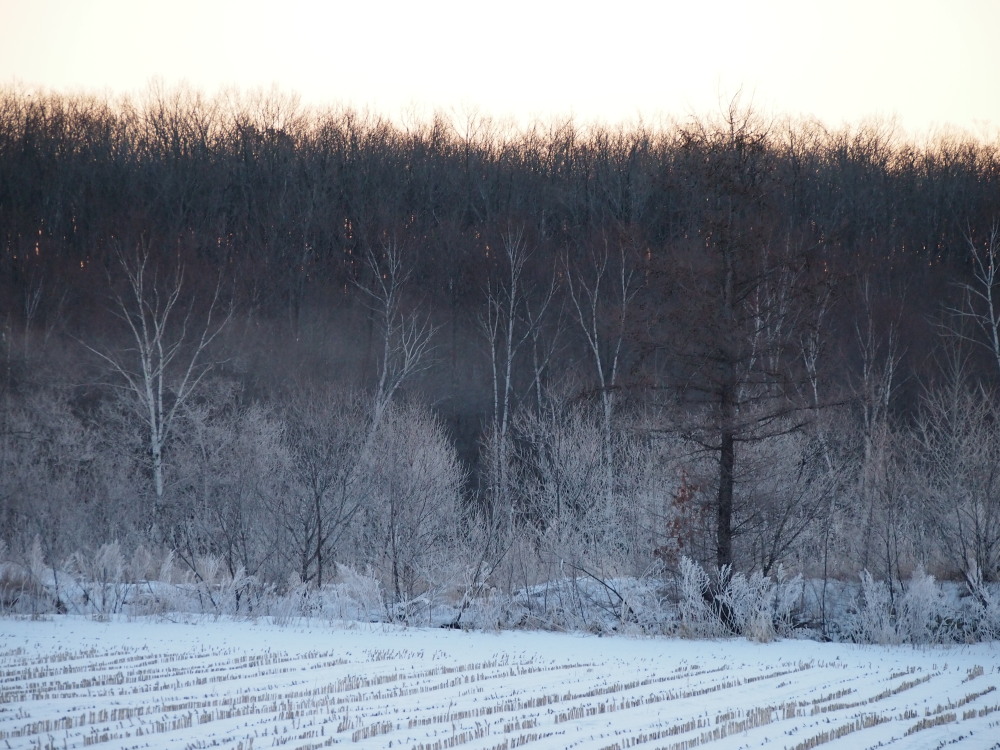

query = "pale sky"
[[1, 0, 997, 137]]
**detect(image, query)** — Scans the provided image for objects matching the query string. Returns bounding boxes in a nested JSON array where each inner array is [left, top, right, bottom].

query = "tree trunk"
[[717, 425, 735, 569]]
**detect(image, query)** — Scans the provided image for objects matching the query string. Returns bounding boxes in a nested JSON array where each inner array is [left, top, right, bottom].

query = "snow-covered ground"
[[1, 615, 998, 749]]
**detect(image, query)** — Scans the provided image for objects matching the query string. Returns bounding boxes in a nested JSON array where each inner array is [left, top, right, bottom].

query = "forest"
[[2, 84, 1000, 634]]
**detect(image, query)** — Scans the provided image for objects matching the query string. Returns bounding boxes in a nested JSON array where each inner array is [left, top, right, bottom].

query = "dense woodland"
[[2, 85, 1000, 626]]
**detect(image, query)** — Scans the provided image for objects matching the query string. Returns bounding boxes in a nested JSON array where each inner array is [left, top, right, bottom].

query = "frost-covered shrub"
[[268, 565, 386, 624], [463, 586, 511, 631], [976, 585, 1000, 639], [218, 568, 270, 616], [64, 542, 129, 615], [961, 578, 1000, 641], [896, 567, 948, 643], [720, 569, 776, 641], [678, 557, 727, 638], [0, 562, 51, 614], [481, 575, 669, 634], [611, 577, 676, 635], [677, 558, 802, 641], [854, 571, 901, 644], [719, 566, 803, 642], [331, 565, 385, 621], [853, 568, 960, 644], [128, 544, 178, 583]]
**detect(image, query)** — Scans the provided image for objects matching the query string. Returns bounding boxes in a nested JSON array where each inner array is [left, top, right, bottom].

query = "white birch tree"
[[565, 245, 637, 510], [85, 248, 230, 515]]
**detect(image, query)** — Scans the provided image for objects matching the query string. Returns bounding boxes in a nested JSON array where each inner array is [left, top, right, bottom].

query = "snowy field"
[[1, 616, 999, 749]]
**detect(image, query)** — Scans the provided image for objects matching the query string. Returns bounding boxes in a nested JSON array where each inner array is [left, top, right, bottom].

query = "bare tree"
[[170, 385, 289, 583], [479, 230, 533, 537], [738, 426, 845, 577], [84, 248, 230, 511], [565, 244, 638, 508], [912, 349, 1000, 586], [0, 387, 96, 560], [280, 242, 436, 588], [851, 277, 905, 579], [481, 231, 530, 447], [356, 400, 462, 619], [359, 241, 437, 430], [279, 386, 371, 588], [949, 223, 1000, 379]]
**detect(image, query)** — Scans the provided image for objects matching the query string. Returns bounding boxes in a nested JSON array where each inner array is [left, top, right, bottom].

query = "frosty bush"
[[270, 566, 386, 623], [65, 542, 129, 615], [678, 557, 727, 638], [128, 544, 179, 584], [0, 562, 52, 614], [334, 565, 387, 622], [853, 567, 958, 644], [897, 567, 948, 643], [0, 539, 45, 613], [678, 558, 802, 641], [719, 566, 802, 642], [974, 585, 1000, 640], [487, 574, 668, 634], [963, 575, 1000, 641], [854, 571, 897, 644]]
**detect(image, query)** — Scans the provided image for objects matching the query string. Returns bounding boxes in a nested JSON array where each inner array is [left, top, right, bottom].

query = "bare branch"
[[357, 241, 438, 427], [80, 246, 231, 503]]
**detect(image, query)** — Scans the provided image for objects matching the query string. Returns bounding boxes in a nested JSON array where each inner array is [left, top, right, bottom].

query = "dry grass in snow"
[[1, 616, 999, 749]]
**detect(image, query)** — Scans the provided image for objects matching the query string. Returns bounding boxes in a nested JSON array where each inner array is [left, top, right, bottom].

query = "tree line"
[[2, 85, 1000, 622]]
